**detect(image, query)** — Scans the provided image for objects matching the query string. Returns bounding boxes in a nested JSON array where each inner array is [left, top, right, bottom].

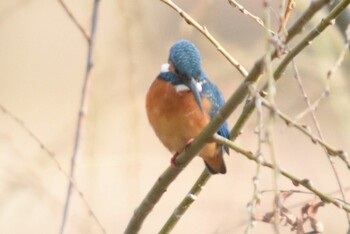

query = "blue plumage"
[[169, 40, 202, 81]]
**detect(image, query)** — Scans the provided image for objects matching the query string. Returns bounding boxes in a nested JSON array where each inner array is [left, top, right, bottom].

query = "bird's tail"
[[204, 153, 226, 174]]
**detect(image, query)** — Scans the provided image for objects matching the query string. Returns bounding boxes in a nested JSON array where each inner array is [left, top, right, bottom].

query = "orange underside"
[[146, 78, 225, 173]]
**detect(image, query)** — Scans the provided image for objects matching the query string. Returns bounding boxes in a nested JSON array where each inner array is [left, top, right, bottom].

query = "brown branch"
[[60, 0, 103, 233]]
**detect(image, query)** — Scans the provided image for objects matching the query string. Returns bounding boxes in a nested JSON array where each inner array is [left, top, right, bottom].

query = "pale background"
[[0, 0, 349, 233]]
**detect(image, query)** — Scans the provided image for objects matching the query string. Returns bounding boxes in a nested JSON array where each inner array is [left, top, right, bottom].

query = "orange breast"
[[146, 78, 212, 153]]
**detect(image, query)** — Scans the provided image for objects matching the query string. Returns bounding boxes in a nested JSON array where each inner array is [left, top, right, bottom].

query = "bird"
[[146, 39, 230, 174]]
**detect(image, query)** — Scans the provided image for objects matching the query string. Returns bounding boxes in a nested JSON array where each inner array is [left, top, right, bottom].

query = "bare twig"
[[60, 1, 102, 234], [327, 24, 350, 78], [261, 99, 350, 168], [213, 135, 350, 213], [57, 0, 90, 41], [0, 104, 106, 233], [245, 93, 264, 234], [160, 0, 248, 78], [231, 0, 334, 138], [263, 1, 280, 232], [278, 0, 296, 34], [228, 0, 276, 35], [290, 48, 350, 223]]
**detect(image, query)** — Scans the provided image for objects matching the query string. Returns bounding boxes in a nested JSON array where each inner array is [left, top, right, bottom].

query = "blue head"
[[167, 40, 204, 111], [169, 40, 202, 81]]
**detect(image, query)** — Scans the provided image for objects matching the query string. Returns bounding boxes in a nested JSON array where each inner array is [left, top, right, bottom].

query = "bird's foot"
[[170, 138, 195, 168], [171, 152, 179, 168]]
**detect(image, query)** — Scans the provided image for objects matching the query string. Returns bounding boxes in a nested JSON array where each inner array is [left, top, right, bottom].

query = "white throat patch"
[[175, 82, 203, 93]]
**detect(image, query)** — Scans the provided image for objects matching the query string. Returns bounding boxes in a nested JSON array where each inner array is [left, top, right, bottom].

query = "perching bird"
[[146, 40, 230, 174]]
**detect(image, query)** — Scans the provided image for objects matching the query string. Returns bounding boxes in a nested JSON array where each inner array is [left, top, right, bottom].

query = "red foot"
[[170, 138, 195, 168], [171, 152, 179, 168]]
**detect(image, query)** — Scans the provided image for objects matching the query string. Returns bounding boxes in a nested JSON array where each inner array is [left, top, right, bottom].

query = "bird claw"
[[171, 152, 179, 168], [171, 138, 195, 168]]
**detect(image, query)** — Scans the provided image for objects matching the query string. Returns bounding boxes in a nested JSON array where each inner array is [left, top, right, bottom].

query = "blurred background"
[[0, 0, 349, 233]]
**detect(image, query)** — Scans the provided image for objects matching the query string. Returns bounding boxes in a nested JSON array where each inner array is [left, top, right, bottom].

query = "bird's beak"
[[183, 77, 203, 113]]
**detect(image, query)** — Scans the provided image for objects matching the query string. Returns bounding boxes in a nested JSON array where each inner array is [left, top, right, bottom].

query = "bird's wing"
[[202, 77, 230, 154]]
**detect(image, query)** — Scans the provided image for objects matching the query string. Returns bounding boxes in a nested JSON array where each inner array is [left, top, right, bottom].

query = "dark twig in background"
[[0, 104, 105, 233], [60, 0, 103, 234], [57, 0, 90, 41]]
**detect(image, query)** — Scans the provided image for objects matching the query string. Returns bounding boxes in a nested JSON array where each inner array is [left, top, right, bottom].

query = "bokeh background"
[[0, 0, 349, 233]]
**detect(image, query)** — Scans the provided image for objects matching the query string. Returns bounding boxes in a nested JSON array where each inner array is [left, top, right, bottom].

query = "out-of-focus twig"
[[160, 0, 248, 78], [57, 0, 90, 41], [285, 0, 331, 43], [290, 57, 350, 223], [328, 24, 350, 78], [159, 170, 211, 233], [278, 0, 296, 34], [60, 1, 102, 234], [0, 104, 106, 233], [263, 1, 280, 232]]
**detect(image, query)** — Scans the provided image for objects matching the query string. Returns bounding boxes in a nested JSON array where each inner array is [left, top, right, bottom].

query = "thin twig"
[[231, 0, 334, 138], [228, 0, 276, 35], [261, 99, 350, 168], [0, 104, 106, 233], [278, 0, 296, 34], [245, 93, 264, 234], [213, 135, 350, 213], [263, 1, 280, 232], [60, 1, 101, 233], [290, 51, 350, 223], [160, 0, 248, 78], [57, 0, 90, 41]]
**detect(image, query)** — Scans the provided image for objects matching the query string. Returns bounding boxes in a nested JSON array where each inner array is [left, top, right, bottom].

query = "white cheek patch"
[[161, 63, 170, 72]]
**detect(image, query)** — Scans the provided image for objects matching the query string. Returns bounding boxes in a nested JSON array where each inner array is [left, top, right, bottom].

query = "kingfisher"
[[146, 40, 230, 174]]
